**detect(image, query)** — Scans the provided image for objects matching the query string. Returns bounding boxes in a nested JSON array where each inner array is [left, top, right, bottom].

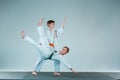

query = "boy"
[[21, 31, 77, 76], [36, 17, 66, 76], [37, 17, 66, 50]]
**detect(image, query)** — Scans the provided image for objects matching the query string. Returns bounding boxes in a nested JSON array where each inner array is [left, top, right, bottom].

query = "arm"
[[52, 55, 78, 74], [59, 56, 78, 74], [61, 16, 67, 29], [60, 57, 72, 69], [52, 55, 72, 69], [55, 16, 67, 38], [37, 18, 46, 37], [70, 68, 78, 74]]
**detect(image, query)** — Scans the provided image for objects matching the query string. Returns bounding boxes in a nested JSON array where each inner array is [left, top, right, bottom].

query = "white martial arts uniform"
[[24, 36, 72, 72], [37, 26, 64, 48], [36, 26, 64, 72]]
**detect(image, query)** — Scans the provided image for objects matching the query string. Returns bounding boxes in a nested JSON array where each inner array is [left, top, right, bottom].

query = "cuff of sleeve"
[[23, 36, 28, 41], [70, 68, 73, 70], [37, 26, 44, 31], [37, 26, 43, 29], [60, 26, 64, 30], [38, 26, 43, 27]]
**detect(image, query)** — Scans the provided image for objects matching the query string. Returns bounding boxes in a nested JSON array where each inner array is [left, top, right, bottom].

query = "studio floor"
[[0, 72, 120, 80]]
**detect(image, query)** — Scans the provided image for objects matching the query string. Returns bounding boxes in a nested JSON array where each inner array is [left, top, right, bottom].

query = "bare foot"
[[21, 31, 25, 39], [32, 71, 38, 76], [54, 72, 61, 76]]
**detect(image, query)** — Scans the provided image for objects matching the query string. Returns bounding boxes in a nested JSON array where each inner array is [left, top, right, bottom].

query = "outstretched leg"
[[21, 31, 50, 57]]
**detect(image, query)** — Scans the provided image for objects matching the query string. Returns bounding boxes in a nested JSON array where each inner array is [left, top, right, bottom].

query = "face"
[[48, 23, 55, 29], [60, 47, 68, 55]]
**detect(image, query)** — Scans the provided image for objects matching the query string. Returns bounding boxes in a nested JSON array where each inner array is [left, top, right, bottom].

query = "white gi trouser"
[[24, 36, 72, 72]]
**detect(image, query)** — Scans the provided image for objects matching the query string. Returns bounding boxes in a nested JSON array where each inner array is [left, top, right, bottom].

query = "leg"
[[21, 31, 50, 57], [53, 60, 61, 76], [21, 31, 39, 48], [34, 58, 45, 72], [32, 58, 45, 75]]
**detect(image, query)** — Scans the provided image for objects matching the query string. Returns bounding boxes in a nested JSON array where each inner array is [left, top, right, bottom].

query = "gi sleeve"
[[53, 55, 72, 70], [37, 26, 46, 37], [56, 26, 64, 38]]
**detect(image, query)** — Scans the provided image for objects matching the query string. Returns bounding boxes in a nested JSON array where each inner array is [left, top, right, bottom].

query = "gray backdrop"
[[0, 0, 120, 72]]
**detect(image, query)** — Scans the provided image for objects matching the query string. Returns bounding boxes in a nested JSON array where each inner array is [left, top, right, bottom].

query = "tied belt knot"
[[49, 43, 54, 47]]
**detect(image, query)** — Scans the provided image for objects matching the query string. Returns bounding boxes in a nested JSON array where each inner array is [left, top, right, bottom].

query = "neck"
[[49, 27, 53, 32]]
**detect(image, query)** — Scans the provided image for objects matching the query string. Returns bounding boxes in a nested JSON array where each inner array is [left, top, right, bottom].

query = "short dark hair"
[[47, 20, 55, 26], [63, 46, 70, 53]]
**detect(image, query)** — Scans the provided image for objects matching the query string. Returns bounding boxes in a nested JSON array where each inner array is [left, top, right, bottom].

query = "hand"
[[61, 16, 67, 28], [38, 18, 44, 26], [71, 68, 79, 75]]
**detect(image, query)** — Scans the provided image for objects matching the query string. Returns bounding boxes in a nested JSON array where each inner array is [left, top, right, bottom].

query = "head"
[[60, 46, 70, 55], [47, 20, 55, 29]]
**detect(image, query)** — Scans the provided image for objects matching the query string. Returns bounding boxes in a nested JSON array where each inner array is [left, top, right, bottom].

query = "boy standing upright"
[[35, 17, 67, 76]]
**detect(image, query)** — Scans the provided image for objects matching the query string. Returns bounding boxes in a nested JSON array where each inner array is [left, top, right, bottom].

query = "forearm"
[[60, 58, 72, 70], [61, 16, 67, 28]]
